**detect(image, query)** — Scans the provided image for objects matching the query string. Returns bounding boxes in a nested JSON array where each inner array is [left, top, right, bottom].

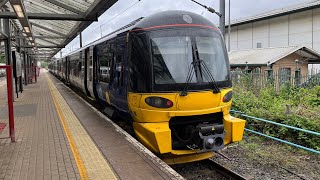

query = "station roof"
[[227, 0, 320, 27], [229, 46, 320, 66], [0, 0, 117, 61]]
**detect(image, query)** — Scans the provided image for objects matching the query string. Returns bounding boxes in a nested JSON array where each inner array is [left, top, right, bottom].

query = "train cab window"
[[129, 33, 150, 92], [195, 36, 228, 82]]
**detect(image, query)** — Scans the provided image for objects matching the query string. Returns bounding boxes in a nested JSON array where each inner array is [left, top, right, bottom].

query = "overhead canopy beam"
[[0, 0, 9, 8], [36, 37, 61, 46], [22, 45, 64, 48], [0, 29, 8, 39], [14, 35, 67, 39], [29, 53, 55, 55], [30, 23, 67, 37], [0, 11, 97, 21], [44, 0, 84, 15]]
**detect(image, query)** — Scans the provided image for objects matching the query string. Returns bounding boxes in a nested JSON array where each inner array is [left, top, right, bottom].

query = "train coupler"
[[197, 124, 225, 152]]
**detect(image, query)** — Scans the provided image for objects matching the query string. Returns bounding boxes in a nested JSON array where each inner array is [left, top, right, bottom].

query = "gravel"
[[171, 134, 319, 180], [211, 134, 320, 180]]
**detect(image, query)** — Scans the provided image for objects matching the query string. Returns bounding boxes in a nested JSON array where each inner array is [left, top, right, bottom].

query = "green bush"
[[232, 80, 320, 150], [0, 55, 5, 64]]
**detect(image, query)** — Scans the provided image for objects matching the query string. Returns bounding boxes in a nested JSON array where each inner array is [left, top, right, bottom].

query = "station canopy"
[[0, 0, 118, 61]]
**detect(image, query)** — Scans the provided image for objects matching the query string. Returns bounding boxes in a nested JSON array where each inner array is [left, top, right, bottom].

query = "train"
[[48, 10, 246, 164]]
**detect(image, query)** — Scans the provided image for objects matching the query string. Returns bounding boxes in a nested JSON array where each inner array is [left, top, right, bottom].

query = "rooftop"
[[228, 46, 320, 66], [228, 0, 320, 27]]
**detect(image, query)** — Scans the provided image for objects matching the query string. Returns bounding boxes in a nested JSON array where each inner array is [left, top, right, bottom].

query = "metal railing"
[[230, 110, 320, 154]]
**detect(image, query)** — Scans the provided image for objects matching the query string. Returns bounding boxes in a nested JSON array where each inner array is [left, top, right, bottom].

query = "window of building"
[[279, 68, 291, 85], [257, 42, 262, 48]]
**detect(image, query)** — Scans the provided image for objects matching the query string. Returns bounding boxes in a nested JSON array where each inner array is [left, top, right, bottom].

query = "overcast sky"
[[56, 0, 310, 57]]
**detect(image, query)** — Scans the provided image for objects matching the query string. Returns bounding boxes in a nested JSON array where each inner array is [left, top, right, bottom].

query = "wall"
[[227, 8, 320, 52], [272, 53, 309, 76]]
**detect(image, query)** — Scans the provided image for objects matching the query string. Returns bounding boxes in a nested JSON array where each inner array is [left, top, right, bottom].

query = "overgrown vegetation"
[[0, 55, 5, 64], [232, 75, 320, 150]]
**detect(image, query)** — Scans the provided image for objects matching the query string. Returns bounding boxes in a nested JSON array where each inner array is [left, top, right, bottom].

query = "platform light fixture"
[[24, 27, 30, 33], [12, 4, 24, 18]]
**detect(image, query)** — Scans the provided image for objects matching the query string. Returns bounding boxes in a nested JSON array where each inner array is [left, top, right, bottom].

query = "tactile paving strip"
[[46, 74, 118, 180]]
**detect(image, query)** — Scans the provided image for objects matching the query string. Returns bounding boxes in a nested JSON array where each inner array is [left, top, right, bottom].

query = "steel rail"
[[205, 159, 248, 180]]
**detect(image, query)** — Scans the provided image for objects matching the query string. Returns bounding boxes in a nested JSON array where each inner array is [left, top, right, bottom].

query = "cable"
[[99, 0, 142, 29], [190, 0, 221, 17]]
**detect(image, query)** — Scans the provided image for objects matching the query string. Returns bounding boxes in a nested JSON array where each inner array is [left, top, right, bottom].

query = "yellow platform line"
[[46, 74, 118, 180]]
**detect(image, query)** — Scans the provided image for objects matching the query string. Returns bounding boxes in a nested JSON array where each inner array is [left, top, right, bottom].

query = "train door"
[[85, 47, 95, 99], [66, 57, 70, 82], [109, 35, 128, 112], [64, 58, 67, 80], [84, 48, 91, 97]]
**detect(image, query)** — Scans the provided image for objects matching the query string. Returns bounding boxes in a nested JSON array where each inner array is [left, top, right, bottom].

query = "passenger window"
[[116, 55, 123, 87], [116, 37, 125, 87], [109, 41, 117, 84], [78, 62, 82, 77], [98, 42, 113, 83]]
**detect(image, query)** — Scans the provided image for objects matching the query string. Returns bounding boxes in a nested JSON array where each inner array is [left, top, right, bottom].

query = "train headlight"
[[222, 90, 232, 102], [145, 97, 173, 108]]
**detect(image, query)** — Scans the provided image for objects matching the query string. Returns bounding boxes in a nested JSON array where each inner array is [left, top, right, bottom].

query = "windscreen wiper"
[[180, 60, 198, 96], [199, 60, 221, 93], [193, 45, 220, 94]]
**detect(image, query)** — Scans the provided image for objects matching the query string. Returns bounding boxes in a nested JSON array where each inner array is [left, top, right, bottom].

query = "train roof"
[[133, 10, 217, 30]]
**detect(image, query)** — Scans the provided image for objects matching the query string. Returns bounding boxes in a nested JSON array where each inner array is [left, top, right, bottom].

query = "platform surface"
[[0, 70, 183, 180]]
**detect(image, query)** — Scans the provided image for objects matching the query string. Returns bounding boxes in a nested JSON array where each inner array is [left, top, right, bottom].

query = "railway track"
[[172, 159, 248, 180], [204, 159, 247, 180]]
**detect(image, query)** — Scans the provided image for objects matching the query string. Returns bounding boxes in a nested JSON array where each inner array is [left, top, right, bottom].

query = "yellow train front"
[[126, 11, 246, 164]]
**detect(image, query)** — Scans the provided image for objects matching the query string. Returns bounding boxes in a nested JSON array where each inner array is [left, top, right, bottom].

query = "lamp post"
[[295, 59, 301, 85], [190, 0, 231, 50], [219, 0, 225, 38], [266, 61, 273, 82]]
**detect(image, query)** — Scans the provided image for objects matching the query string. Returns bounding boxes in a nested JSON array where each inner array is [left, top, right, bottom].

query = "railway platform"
[[0, 69, 183, 180]]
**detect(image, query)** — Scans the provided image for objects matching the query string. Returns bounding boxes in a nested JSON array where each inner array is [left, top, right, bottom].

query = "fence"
[[231, 69, 320, 90], [230, 110, 320, 154]]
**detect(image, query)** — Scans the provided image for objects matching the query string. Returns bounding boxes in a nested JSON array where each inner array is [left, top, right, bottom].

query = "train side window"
[[116, 36, 126, 87], [78, 61, 82, 77], [109, 40, 116, 84], [97, 42, 112, 83], [115, 55, 123, 87]]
